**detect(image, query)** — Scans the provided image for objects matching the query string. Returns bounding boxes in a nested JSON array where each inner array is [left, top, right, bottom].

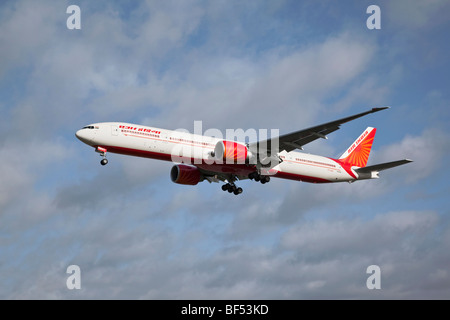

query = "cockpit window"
[[82, 126, 95, 129]]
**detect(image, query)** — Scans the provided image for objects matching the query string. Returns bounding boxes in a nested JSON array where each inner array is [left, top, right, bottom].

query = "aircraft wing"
[[249, 107, 390, 154]]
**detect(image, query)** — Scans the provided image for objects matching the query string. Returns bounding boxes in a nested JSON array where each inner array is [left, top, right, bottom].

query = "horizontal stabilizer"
[[355, 159, 413, 174]]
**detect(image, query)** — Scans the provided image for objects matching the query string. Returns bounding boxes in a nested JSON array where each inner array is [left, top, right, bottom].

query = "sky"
[[1, 0, 449, 299]]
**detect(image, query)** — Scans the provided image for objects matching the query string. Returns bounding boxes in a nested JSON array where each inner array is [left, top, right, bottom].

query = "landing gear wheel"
[[222, 183, 242, 195], [248, 172, 258, 180], [223, 183, 234, 193], [100, 158, 108, 166], [260, 176, 270, 184]]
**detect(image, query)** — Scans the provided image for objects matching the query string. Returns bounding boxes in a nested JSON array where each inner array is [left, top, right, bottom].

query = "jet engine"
[[170, 164, 202, 185], [214, 140, 252, 164]]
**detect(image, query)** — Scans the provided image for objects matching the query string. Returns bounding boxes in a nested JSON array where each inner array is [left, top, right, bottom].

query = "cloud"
[[6, 209, 450, 299], [143, 32, 378, 135], [281, 210, 438, 257], [372, 128, 450, 183], [1, 0, 206, 141], [0, 139, 71, 221], [0, 1, 62, 78], [387, 0, 450, 30]]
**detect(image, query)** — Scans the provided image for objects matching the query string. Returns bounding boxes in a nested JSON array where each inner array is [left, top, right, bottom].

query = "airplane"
[[75, 107, 412, 195]]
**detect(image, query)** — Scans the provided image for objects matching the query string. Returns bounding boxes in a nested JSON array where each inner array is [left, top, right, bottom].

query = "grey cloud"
[[281, 211, 438, 256], [387, 0, 450, 30], [372, 128, 450, 183], [54, 156, 168, 213], [0, 139, 71, 217], [0, 1, 62, 78], [152, 32, 377, 133]]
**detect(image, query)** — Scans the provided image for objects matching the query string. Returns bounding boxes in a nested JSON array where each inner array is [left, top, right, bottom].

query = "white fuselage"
[[75, 122, 358, 183]]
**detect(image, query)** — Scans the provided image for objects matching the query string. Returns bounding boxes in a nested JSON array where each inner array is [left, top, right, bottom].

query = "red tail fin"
[[338, 127, 376, 167]]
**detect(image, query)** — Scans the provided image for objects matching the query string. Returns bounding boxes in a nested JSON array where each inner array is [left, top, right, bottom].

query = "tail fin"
[[339, 127, 376, 167]]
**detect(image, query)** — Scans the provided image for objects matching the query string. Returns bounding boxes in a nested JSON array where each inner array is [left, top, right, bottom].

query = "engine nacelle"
[[170, 164, 202, 185], [214, 140, 252, 164]]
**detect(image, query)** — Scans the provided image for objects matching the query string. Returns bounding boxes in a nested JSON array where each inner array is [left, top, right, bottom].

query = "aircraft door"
[[111, 125, 119, 136]]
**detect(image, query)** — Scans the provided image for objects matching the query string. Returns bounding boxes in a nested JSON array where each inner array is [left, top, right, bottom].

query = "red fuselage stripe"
[[273, 171, 330, 183], [95, 145, 334, 183]]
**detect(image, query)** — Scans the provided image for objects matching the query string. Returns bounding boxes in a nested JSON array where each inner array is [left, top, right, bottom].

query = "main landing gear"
[[222, 183, 243, 195], [248, 172, 270, 184]]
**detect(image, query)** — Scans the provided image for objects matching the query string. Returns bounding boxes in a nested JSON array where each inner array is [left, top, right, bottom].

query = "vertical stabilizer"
[[338, 127, 376, 167]]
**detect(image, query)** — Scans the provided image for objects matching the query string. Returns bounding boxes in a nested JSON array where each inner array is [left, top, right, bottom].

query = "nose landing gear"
[[96, 147, 108, 166]]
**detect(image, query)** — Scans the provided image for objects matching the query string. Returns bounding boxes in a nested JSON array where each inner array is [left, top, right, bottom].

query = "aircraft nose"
[[75, 129, 92, 144]]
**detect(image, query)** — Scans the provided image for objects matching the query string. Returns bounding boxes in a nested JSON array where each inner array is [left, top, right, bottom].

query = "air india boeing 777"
[[75, 107, 412, 195]]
